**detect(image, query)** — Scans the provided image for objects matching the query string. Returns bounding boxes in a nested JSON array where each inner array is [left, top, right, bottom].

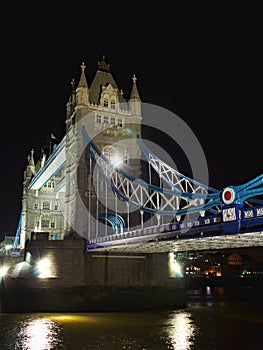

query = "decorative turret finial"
[[81, 61, 86, 72], [71, 78, 75, 89], [28, 149, 35, 166], [129, 73, 141, 103], [98, 54, 110, 71]]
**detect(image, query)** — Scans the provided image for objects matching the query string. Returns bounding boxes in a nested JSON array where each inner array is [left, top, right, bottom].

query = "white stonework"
[[20, 56, 142, 247]]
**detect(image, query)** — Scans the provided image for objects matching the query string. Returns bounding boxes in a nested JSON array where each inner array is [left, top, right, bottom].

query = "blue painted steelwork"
[[221, 174, 263, 204], [82, 126, 263, 217], [28, 136, 66, 190], [82, 126, 222, 216], [137, 136, 219, 193], [13, 211, 22, 248], [86, 204, 263, 250], [98, 213, 125, 233], [81, 125, 262, 250]]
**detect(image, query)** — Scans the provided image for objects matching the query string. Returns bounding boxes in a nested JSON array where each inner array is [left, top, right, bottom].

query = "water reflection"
[[1, 295, 260, 349], [16, 317, 62, 350], [161, 311, 198, 350]]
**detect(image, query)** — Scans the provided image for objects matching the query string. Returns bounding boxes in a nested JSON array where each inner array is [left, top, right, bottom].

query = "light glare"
[[37, 258, 53, 278], [111, 154, 122, 168], [0, 265, 9, 278]]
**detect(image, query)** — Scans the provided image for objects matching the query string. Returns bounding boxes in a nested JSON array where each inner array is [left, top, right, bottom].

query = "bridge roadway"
[[86, 206, 263, 253], [86, 230, 263, 253]]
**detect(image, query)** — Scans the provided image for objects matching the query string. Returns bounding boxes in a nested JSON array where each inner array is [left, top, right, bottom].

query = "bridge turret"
[[66, 78, 76, 121], [129, 74, 141, 116], [76, 61, 89, 107], [24, 149, 35, 181]]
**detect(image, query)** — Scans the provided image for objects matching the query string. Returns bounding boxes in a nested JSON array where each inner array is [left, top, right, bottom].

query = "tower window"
[[43, 201, 50, 210], [41, 219, 50, 228], [103, 146, 115, 160], [111, 100, 115, 109], [118, 118, 123, 127], [96, 115, 101, 123], [50, 221, 55, 228], [103, 116, 108, 124], [104, 99, 108, 108]]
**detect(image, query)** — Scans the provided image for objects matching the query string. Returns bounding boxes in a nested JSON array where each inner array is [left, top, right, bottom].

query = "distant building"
[[180, 250, 262, 277]]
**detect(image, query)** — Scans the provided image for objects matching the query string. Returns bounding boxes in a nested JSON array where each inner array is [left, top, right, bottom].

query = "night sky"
[[1, 5, 262, 240]]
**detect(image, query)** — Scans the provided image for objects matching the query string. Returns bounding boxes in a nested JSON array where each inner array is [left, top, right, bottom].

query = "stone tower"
[[63, 56, 142, 240]]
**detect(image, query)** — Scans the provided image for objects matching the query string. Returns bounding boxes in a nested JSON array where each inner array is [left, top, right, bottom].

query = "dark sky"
[[1, 5, 262, 237]]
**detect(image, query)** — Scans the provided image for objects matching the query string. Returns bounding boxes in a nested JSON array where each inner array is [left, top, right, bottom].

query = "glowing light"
[[206, 286, 211, 295], [0, 265, 9, 278], [173, 261, 182, 274], [36, 258, 54, 278], [18, 318, 61, 350], [50, 315, 93, 323], [9, 261, 32, 277], [166, 311, 198, 349], [168, 253, 183, 277], [111, 154, 122, 168]]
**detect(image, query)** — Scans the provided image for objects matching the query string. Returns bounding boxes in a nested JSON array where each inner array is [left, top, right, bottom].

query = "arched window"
[[104, 99, 108, 108], [41, 219, 50, 228], [43, 201, 50, 210], [103, 145, 116, 161], [111, 100, 115, 109]]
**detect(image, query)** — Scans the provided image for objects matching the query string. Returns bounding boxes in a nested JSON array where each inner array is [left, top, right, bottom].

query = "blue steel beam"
[[28, 136, 66, 190]]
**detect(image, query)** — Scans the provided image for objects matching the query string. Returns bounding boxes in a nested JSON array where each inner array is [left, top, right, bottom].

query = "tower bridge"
[[15, 56, 263, 253], [2, 56, 263, 313]]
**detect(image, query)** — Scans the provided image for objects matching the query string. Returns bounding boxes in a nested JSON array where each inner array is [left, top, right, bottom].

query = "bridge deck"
[[86, 230, 263, 253]]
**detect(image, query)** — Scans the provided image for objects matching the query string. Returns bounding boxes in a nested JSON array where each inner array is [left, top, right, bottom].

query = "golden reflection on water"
[[7, 310, 199, 349], [164, 311, 198, 350], [50, 314, 94, 323], [17, 317, 61, 350]]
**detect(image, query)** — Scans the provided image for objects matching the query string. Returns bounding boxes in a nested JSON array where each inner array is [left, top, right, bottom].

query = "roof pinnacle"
[[98, 54, 110, 71], [81, 61, 86, 72], [129, 73, 141, 102], [77, 62, 88, 89]]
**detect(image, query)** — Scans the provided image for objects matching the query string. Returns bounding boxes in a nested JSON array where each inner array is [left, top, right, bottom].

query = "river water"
[[0, 290, 262, 350]]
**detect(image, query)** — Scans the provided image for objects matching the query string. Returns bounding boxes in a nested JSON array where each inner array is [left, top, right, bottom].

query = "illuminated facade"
[[20, 56, 142, 248]]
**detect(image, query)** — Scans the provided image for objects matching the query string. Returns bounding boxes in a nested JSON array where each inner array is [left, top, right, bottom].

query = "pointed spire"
[[129, 74, 141, 101], [77, 61, 88, 88], [25, 149, 35, 178], [28, 149, 35, 167]]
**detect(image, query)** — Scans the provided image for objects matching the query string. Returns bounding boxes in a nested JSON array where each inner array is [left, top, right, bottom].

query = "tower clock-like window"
[[41, 219, 50, 228], [43, 201, 50, 210]]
